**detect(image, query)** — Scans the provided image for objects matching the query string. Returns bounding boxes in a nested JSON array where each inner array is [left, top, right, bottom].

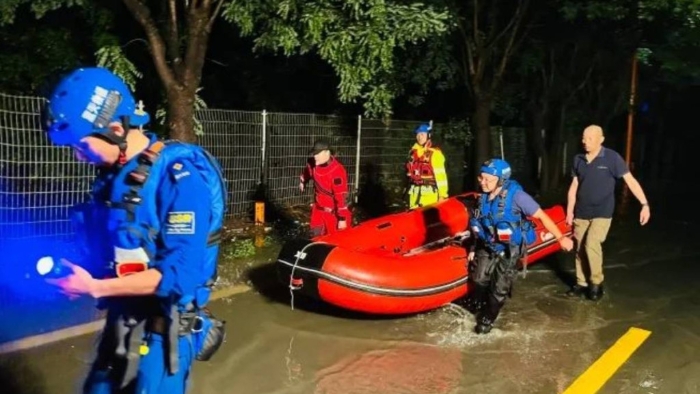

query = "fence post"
[[499, 128, 505, 159], [562, 141, 568, 176], [538, 128, 545, 179], [354, 115, 362, 203], [261, 109, 268, 185], [255, 109, 268, 227]]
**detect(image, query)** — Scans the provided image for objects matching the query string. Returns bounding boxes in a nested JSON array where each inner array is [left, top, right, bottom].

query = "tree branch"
[[565, 56, 596, 104], [167, 0, 180, 65], [122, 0, 177, 89], [190, 0, 200, 13], [548, 47, 555, 87], [483, 0, 521, 53], [457, 15, 476, 79], [182, 3, 211, 91], [207, 0, 225, 33], [491, 0, 528, 92], [460, 45, 474, 97], [473, 0, 480, 50]]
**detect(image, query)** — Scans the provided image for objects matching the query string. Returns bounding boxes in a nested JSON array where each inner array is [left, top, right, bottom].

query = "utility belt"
[[100, 304, 226, 389], [409, 179, 437, 188], [409, 184, 438, 194], [146, 312, 203, 336], [475, 237, 512, 258], [476, 239, 527, 271]]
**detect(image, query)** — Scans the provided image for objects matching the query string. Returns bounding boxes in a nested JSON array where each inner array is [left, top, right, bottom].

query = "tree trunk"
[[647, 115, 664, 187], [472, 95, 493, 175], [544, 104, 568, 191], [530, 107, 550, 192], [167, 88, 197, 142], [122, 0, 221, 143], [647, 89, 667, 187]]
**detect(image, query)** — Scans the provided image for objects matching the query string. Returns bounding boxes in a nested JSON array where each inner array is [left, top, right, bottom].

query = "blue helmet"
[[480, 158, 512, 180], [45, 67, 150, 146], [414, 123, 432, 134]]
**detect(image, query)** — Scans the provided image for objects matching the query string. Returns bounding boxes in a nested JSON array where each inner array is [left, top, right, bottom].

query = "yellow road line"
[[563, 327, 652, 394], [0, 283, 252, 355]]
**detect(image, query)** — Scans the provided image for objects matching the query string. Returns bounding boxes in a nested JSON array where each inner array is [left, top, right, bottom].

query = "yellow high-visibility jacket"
[[406, 143, 448, 208]]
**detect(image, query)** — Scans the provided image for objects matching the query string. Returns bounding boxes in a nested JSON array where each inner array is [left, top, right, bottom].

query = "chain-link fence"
[[0, 93, 96, 242], [197, 109, 263, 216], [0, 92, 532, 242]]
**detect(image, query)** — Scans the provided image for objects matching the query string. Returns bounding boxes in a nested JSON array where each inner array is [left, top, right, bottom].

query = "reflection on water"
[[313, 342, 462, 394], [191, 279, 619, 394]]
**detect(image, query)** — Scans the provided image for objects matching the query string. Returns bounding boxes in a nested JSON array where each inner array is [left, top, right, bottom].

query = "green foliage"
[[95, 45, 142, 91], [0, 21, 82, 93], [492, 87, 527, 125], [640, 1, 700, 82], [398, 34, 460, 108], [0, 1, 122, 95], [223, 0, 452, 118], [559, 0, 700, 27], [0, 0, 86, 25], [222, 238, 256, 259], [558, 1, 632, 21], [79, 2, 119, 49], [438, 118, 473, 147]]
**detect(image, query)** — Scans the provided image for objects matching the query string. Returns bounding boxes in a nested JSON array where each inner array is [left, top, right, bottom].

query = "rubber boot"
[[465, 284, 488, 315], [588, 282, 604, 301], [475, 294, 504, 335], [566, 284, 588, 298]]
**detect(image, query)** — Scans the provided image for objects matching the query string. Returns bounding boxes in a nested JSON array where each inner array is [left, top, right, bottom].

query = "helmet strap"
[[98, 115, 131, 166]]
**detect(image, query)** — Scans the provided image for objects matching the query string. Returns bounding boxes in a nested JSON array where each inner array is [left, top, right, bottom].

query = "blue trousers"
[[83, 333, 194, 394]]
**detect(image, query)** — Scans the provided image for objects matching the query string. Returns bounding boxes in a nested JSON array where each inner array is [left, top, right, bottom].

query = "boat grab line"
[[279, 258, 469, 297]]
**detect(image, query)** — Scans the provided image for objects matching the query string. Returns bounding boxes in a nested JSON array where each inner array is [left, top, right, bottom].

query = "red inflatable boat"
[[276, 192, 572, 315]]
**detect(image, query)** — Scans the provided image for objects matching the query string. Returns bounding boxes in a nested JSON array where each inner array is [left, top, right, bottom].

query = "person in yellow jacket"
[[406, 123, 449, 209]]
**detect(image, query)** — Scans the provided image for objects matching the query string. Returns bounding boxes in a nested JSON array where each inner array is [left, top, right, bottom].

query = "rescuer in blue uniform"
[[466, 159, 574, 334], [43, 67, 226, 393]]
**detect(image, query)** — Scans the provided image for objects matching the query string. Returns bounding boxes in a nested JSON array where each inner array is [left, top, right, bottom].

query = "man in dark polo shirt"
[[565, 125, 651, 300]]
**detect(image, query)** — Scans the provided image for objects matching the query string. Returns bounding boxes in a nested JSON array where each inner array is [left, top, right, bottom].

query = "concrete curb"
[[0, 284, 252, 355]]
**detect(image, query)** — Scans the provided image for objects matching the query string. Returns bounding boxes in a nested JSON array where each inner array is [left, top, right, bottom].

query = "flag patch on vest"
[[171, 162, 191, 180], [166, 211, 195, 234]]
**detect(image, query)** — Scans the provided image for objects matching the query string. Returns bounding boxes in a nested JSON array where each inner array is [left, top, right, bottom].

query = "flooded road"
[[2, 192, 699, 394]]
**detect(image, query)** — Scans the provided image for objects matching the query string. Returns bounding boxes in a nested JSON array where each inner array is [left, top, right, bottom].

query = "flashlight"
[[36, 256, 73, 279]]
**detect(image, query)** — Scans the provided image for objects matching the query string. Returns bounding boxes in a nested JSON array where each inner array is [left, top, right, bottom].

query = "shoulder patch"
[[333, 177, 342, 185], [165, 211, 195, 234], [169, 161, 191, 181]]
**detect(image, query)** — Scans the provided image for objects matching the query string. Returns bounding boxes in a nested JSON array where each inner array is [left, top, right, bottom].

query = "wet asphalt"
[[1, 189, 699, 394]]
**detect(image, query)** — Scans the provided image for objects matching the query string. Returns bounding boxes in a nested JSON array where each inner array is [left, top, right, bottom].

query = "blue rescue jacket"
[[72, 134, 227, 314], [469, 180, 536, 253]]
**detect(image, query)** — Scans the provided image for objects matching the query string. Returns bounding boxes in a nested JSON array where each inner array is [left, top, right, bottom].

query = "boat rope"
[[403, 230, 470, 257], [289, 241, 328, 311]]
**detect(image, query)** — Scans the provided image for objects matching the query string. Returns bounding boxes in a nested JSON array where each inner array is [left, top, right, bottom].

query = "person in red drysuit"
[[299, 140, 352, 237]]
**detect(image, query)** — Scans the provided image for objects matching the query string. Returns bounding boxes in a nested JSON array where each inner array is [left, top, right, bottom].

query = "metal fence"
[[0, 93, 97, 241], [1, 92, 529, 241]]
